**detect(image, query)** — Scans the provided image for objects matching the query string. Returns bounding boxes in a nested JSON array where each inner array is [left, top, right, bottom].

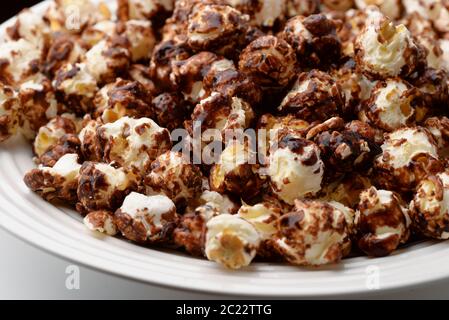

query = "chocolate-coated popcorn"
[[24, 153, 81, 203], [145, 151, 204, 207], [97, 116, 172, 174], [83, 210, 118, 235], [77, 161, 139, 213], [355, 186, 410, 256], [210, 140, 263, 198], [187, 4, 250, 54], [93, 78, 153, 123], [273, 199, 352, 266], [410, 170, 449, 239], [281, 14, 342, 67], [278, 69, 344, 122], [374, 126, 443, 192], [0, 83, 20, 142], [239, 35, 297, 88], [114, 192, 178, 243]]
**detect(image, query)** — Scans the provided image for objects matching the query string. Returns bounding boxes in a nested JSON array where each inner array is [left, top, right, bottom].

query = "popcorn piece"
[[330, 59, 376, 116], [424, 0, 449, 34], [410, 68, 449, 112], [118, 20, 156, 62], [173, 208, 209, 256], [33, 115, 79, 158], [210, 140, 263, 198], [312, 117, 381, 179], [84, 39, 130, 84], [237, 201, 283, 257], [145, 151, 203, 207], [202, 58, 262, 106], [267, 132, 324, 205], [402, 0, 428, 17], [281, 14, 342, 67], [186, 92, 254, 143], [237, 202, 281, 240], [0, 39, 42, 87], [0, 83, 20, 142], [224, 0, 288, 27], [6, 9, 49, 49], [78, 119, 102, 161], [238, 35, 297, 88], [257, 113, 310, 160], [361, 78, 417, 131], [152, 92, 191, 131], [128, 64, 157, 95], [94, 78, 153, 123], [170, 52, 221, 104], [149, 39, 191, 90], [355, 187, 410, 256], [195, 190, 240, 214], [425, 116, 449, 156], [205, 214, 260, 269], [374, 127, 443, 192], [23, 153, 81, 203], [77, 162, 138, 212], [53, 63, 98, 114], [354, 10, 425, 79], [278, 70, 344, 122], [44, 34, 86, 77], [18, 74, 59, 139], [401, 11, 434, 36], [98, 116, 172, 174], [410, 170, 449, 239], [338, 8, 372, 57], [320, 173, 373, 208], [273, 199, 352, 266], [83, 210, 118, 235], [163, 0, 206, 34], [187, 4, 249, 54], [38, 134, 81, 167], [355, 0, 403, 19], [345, 119, 385, 144], [418, 36, 444, 70], [82, 20, 117, 48], [114, 192, 178, 243], [174, 190, 239, 256], [401, 13, 443, 69]]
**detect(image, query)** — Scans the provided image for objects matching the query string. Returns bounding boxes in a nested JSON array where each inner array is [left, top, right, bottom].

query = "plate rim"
[[1, 0, 449, 298]]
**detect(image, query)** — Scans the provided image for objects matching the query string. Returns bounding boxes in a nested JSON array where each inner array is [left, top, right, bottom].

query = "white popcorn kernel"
[[205, 214, 260, 269]]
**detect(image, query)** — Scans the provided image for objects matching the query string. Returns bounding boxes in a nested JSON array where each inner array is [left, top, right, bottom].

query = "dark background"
[[1, 1, 42, 22]]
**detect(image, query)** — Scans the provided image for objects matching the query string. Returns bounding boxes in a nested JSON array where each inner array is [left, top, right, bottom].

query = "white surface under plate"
[[1, 0, 449, 298]]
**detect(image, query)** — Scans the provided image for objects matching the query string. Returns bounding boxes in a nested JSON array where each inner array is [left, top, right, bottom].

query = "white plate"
[[2, 0, 449, 298]]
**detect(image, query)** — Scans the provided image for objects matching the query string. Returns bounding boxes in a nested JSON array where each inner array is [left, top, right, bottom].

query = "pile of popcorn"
[[2, 0, 449, 269]]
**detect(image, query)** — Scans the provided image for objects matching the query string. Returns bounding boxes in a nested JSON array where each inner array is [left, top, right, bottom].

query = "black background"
[[1, 1, 42, 23]]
